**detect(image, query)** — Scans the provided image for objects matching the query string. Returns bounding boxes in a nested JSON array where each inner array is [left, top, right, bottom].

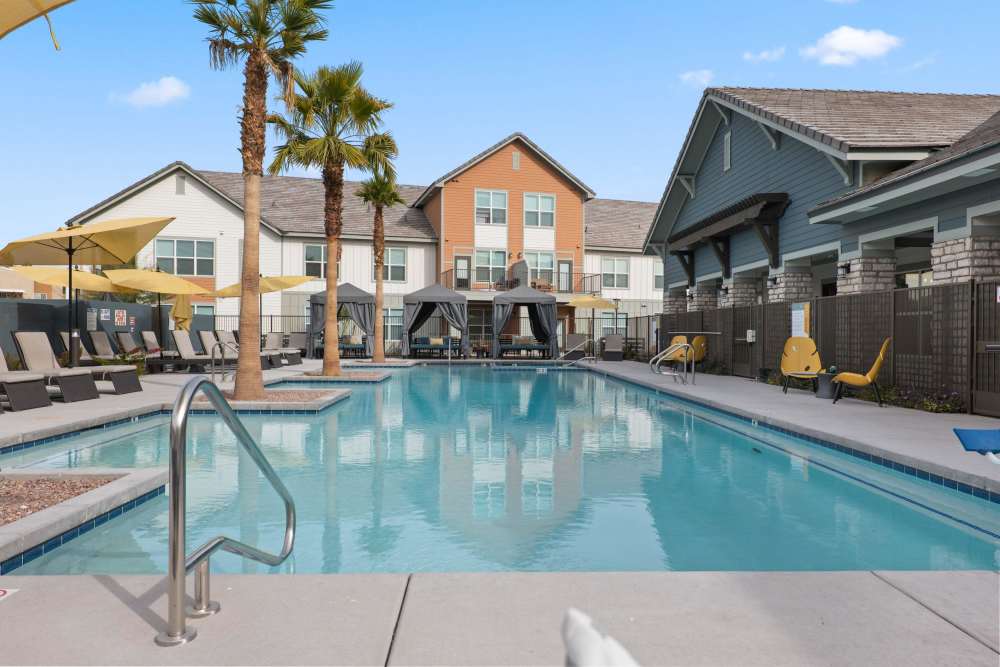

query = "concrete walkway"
[[0, 570, 996, 665], [591, 361, 1000, 494]]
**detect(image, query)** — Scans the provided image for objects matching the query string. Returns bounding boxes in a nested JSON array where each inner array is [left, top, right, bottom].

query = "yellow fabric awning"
[[567, 295, 618, 310], [0, 0, 75, 42], [0, 217, 175, 267], [213, 275, 312, 298], [104, 269, 208, 295], [11, 266, 135, 293]]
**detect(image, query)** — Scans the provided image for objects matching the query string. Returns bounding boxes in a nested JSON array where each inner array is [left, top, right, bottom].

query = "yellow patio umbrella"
[[568, 294, 619, 353], [0, 216, 174, 365], [171, 294, 193, 331], [212, 274, 312, 298], [0, 0, 75, 47], [11, 266, 135, 294]]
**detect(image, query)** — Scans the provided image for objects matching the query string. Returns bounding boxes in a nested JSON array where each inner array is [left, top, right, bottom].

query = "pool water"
[[4, 366, 998, 574]]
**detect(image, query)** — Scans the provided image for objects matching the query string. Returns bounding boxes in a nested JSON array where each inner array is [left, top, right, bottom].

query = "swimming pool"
[[4, 366, 998, 574]]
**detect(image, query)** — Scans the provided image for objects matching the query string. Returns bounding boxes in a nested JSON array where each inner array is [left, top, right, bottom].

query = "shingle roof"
[[813, 111, 1000, 212], [585, 198, 658, 250], [197, 170, 436, 241], [708, 87, 1000, 152]]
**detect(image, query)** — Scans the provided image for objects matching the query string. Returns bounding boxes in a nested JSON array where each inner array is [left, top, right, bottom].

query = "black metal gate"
[[973, 280, 1000, 417], [732, 305, 758, 377]]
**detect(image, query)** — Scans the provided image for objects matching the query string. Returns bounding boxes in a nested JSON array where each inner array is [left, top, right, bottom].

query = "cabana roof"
[[403, 283, 467, 305], [493, 285, 557, 305], [308, 282, 374, 305]]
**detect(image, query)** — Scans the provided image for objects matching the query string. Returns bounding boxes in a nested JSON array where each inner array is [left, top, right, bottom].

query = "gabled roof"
[[412, 132, 596, 207], [198, 170, 436, 241], [584, 198, 658, 250], [812, 110, 1000, 214], [709, 87, 1000, 152]]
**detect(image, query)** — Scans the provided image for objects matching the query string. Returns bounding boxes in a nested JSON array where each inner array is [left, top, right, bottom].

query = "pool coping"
[[272, 371, 391, 384], [586, 363, 1000, 503], [0, 468, 167, 573], [192, 387, 351, 412]]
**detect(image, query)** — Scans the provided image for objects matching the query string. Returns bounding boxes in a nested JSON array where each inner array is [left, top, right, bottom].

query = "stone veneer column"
[[767, 266, 813, 303], [663, 290, 687, 315], [687, 282, 718, 312], [931, 237, 1000, 283], [718, 276, 758, 308], [836, 254, 895, 295]]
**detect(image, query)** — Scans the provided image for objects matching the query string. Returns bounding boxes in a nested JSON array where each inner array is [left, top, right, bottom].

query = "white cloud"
[[801, 26, 901, 66], [743, 47, 786, 64], [679, 69, 714, 88], [113, 76, 191, 108]]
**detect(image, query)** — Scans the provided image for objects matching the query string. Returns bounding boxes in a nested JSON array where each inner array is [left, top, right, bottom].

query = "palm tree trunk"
[[373, 204, 385, 363], [322, 161, 344, 375], [233, 54, 268, 400]]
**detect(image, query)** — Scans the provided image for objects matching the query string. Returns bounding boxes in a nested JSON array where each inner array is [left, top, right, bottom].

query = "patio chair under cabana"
[[492, 285, 559, 359], [308, 283, 376, 358], [401, 284, 469, 358]]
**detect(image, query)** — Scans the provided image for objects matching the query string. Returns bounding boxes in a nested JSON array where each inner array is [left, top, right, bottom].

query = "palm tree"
[[356, 174, 404, 363], [193, 0, 330, 400], [268, 62, 397, 375]]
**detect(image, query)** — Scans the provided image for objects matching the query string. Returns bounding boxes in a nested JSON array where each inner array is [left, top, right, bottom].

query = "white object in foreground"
[[562, 607, 640, 667]]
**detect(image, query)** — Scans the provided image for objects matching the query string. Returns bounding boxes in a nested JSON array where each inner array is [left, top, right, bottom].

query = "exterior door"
[[455, 256, 471, 290], [973, 280, 1000, 416], [558, 260, 572, 292]]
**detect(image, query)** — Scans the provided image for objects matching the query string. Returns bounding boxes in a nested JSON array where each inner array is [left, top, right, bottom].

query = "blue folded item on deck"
[[953, 428, 1000, 455]]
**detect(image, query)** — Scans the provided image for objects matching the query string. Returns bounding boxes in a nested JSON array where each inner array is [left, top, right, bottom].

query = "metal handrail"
[[556, 338, 589, 362], [156, 377, 297, 647], [567, 355, 598, 367], [209, 341, 239, 384], [649, 343, 694, 384]]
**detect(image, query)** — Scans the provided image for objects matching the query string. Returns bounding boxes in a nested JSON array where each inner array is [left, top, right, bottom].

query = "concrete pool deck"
[[0, 570, 996, 665]]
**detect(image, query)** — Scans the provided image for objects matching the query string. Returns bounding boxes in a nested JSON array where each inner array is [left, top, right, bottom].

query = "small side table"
[[815, 373, 836, 400]]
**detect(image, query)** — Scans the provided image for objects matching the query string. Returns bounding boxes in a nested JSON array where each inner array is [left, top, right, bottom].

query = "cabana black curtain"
[[490, 302, 515, 358], [492, 285, 558, 358], [343, 300, 375, 356], [307, 283, 376, 357], [401, 284, 469, 356]]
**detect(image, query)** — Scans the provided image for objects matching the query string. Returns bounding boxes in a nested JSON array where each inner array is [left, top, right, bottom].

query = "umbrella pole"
[[67, 241, 77, 367]]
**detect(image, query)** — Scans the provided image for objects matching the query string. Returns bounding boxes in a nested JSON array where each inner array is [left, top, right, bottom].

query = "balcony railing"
[[439, 269, 601, 294]]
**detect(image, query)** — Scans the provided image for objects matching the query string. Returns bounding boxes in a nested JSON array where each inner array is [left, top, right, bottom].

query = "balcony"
[[439, 268, 602, 295]]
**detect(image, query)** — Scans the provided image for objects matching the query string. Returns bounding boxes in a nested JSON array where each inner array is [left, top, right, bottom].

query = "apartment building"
[[64, 133, 661, 343]]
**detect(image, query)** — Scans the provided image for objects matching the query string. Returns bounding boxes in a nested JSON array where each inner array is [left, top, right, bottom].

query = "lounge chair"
[[780, 337, 824, 393], [601, 334, 624, 361], [141, 331, 179, 359], [89, 331, 121, 360], [833, 338, 891, 406], [152, 330, 218, 373], [339, 335, 366, 358], [288, 332, 307, 354], [662, 335, 706, 369], [499, 335, 549, 358], [116, 331, 144, 356], [216, 330, 239, 349], [12, 332, 101, 401], [202, 330, 278, 369], [564, 333, 588, 360], [59, 331, 115, 363], [264, 333, 303, 365], [31, 331, 141, 395], [0, 350, 51, 411]]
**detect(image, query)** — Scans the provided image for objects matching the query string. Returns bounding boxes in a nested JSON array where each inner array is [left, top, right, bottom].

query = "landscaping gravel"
[[0, 476, 118, 526]]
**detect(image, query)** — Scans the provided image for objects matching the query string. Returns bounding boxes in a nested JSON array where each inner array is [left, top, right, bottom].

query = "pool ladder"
[[649, 343, 696, 384], [155, 377, 296, 647]]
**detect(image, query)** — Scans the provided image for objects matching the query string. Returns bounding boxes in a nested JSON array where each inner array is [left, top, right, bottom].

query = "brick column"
[[767, 266, 813, 303], [836, 254, 895, 294], [718, 276, 758, 308], [931, 237, 1000, 283], [688, 282, 717, 312], [663, 289, 687, 315]]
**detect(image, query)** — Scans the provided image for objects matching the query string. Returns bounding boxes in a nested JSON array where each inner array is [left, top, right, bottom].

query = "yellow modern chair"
[[833, 338, 891, 406], [780, 337, 823, 394], [689, 335, 707, 364], [664, 335, 689, 362]]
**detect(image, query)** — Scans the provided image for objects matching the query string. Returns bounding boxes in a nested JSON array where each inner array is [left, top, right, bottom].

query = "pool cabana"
[[308, 283, 376, 358], [492, 285, 559, 359], [401, 284, 470, 357]]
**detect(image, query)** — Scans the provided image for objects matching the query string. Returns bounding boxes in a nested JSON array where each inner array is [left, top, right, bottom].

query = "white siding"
[[584, 251, 664, 303], [523, 226, 555, 251], [474, 224, 508, 250]]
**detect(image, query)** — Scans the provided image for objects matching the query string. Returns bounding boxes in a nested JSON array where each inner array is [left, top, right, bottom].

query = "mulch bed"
[[0, 476, 118, 527]]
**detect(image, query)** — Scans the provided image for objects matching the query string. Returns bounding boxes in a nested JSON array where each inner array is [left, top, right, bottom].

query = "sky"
[[1, 0, 998, 240]]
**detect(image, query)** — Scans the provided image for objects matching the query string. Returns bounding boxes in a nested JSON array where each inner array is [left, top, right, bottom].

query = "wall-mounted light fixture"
[[837, 263, 851, 277], [766, 275, 779, 288], [718, 285, 729, 299], [686, 287, 694, 301]]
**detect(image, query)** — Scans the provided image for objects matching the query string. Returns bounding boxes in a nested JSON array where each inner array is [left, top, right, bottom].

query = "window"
[[654, 262, 664, 290], [383, 307, 403, 342], [304, 243, 328, 278], [524, 194, 555, 227], [475, 190, 507, 225], [600, 311, 627, 336], [524, 251, 554, 285], [475, 249, 507, 284], [193, 304, 215, 316], [374, 247, 406, 282], [896, 269, 933, 289], [723, 130, 732, 172], [601, 257, 629, 288], [156, 239, 214, 276]]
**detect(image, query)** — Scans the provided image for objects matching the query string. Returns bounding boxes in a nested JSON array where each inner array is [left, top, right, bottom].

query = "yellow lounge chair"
[[833, 338, 891, 406], [780, 336, 823, 394]]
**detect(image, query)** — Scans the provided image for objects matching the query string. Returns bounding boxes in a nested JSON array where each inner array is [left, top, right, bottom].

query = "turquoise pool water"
[[4, 366, 999, 574]]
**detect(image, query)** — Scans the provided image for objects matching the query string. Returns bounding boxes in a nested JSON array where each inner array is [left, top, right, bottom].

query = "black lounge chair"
[[601, 334, 624, 362], [0, 349, 51, 412], [141, 331, 179, 359], [53, 331, 142, 393], [264, 333, 302, 365], [499, 336, 550, 359], [59, 331, 115, 363], [116, 331, 144, 356], [13, 332, 101, 402], [338, 335, 367, 358], [201, 330, 278, 369]]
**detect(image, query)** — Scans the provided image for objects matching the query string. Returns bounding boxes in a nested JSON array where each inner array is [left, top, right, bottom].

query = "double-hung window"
[[374, 247, 406, 282], [476, 249, 507, 284], [475, 190, 507, 225], [654, 262, 664, 290], [601, 257, 629, 289], [524, 251, 554, 285], [383, 307, 403, 342], [193, 304, 215, 316], [156, 239, 214, 276], [304, 243, 328, 278], [600, 311, 627, 336], [524, 194, 555, 227]]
